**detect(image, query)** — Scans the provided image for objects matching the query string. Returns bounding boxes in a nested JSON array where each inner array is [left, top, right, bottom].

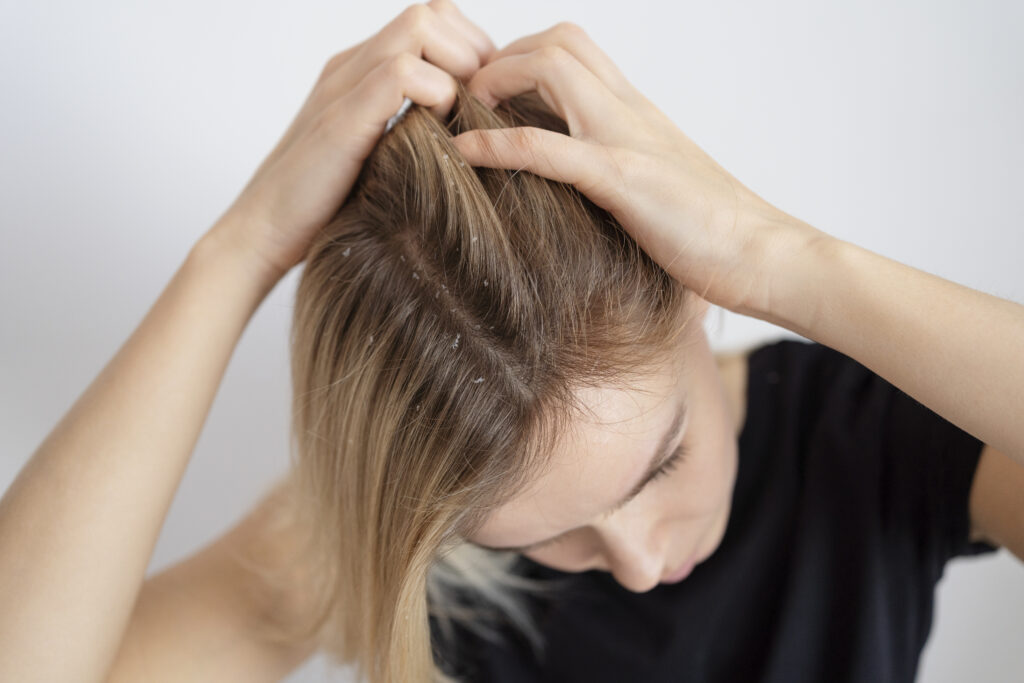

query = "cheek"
[[664, 428, 737, 517], [524, 539, 598, 570], [681, 364, 739, 500]]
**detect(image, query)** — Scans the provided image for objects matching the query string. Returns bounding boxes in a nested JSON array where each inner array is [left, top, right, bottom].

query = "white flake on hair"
[[483, 279, 488, 287], [342, 247, 351, 257], [412, 272, 419, 280], [472, 377, 484, 384], [452, 333, 461, 350]]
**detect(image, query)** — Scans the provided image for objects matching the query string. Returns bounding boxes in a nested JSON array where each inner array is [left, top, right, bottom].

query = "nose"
[[595, 509, 665, 593]]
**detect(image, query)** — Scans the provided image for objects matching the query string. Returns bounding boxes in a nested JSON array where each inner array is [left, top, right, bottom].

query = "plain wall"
[[1, 1, 1021, 681]]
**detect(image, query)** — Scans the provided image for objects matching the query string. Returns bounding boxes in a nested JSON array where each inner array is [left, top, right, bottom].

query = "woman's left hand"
[[450, 22, 830, 315]]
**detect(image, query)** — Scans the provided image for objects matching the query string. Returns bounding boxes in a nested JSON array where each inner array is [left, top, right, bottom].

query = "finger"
[[426, 0, 498, 68], [342, 52, 459, 147], [483, 22, 639, 104], [315, 4, 481, 109], [267, 55, 458, 232], [275, 4, 477, 169], [465, 47, 634, 143], [367, 3, 482, 81], [450, 126, 628, 214]]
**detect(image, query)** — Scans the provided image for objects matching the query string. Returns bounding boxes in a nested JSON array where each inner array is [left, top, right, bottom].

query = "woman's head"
[[465, 310, 739, 592], [281, 80, 731, 682]]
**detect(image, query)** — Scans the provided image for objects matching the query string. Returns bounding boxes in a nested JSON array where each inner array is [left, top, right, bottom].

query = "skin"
[[2, 2, 1022, 681], [468, 299, 747, 593]]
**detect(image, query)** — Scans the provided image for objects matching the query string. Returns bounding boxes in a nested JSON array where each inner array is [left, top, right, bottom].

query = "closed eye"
[[521, 441, 691, 554], [648, 440, 688, 484]]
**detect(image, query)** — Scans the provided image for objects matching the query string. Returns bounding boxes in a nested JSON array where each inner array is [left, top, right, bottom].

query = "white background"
[[1, 1, 1022, 681]]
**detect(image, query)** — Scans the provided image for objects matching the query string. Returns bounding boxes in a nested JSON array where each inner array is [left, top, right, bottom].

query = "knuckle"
[[552, 21, 587, 41], [512, 126, 540, 147], [399, 3, 432, 31], [321, 51, 344, 77], [386, 52, 420, 81]]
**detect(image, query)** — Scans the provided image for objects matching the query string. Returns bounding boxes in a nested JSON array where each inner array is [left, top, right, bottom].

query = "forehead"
[[470, 360, 688, 548]]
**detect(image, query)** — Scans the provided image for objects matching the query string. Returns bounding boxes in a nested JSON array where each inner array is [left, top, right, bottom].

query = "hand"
[[210, 0, 496, 285], [450, 22, 829, 315]]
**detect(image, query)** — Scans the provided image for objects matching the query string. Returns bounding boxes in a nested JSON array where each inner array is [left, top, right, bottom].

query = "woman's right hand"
[[211, 0, 496, 285]]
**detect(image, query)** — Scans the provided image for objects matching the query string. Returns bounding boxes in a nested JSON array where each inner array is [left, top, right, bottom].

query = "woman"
[[0, 1, 1020, 682]]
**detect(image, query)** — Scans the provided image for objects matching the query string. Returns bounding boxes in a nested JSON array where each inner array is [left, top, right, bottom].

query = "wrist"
[[195, 213, 287, 296], [732, 209, 844, 334], [188, 223, 282, 310]]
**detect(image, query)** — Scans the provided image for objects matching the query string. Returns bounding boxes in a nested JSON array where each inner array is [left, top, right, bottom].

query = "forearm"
[[0, 222, 279, 683], [749, 218, 1024, 462]]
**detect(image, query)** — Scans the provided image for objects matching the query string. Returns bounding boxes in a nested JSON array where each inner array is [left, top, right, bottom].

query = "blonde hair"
[[267, 81, 696, 682]]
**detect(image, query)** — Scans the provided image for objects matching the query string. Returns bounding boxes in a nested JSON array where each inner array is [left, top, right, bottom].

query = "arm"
[[448, 23, 1024, 564], [449, 23, 1024, 465], [0, 5, 494, 680], [745, 222, 1024, 465], [107, 475, 319, 683], [0, 224, 280, 683]]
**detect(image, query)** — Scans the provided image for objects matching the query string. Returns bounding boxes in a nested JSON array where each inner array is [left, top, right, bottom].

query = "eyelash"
[[650, 441, 688, 483], [522, 441, 690, 553]]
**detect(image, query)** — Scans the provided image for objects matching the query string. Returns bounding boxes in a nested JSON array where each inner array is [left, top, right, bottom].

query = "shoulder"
[[713, 338, 841, 436]]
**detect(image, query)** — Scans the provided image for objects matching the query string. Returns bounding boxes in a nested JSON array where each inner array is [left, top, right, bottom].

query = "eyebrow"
[[469, 398, 689, 553]]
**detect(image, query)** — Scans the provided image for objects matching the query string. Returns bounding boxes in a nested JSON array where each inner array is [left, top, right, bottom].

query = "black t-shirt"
[[431, 339, 1001, 682]]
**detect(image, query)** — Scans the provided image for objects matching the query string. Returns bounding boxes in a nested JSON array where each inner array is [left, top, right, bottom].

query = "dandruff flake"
[[342, 247, 351, 257]]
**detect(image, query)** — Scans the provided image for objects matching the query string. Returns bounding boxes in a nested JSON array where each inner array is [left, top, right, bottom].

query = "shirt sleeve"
[[787, 340, 1000, 576]]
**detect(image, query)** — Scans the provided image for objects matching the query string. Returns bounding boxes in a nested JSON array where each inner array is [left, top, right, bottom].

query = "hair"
[[258, 81, 698, 682]]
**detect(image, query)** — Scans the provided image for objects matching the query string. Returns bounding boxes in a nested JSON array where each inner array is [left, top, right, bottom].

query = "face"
[[467, 299, 740, 593]]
